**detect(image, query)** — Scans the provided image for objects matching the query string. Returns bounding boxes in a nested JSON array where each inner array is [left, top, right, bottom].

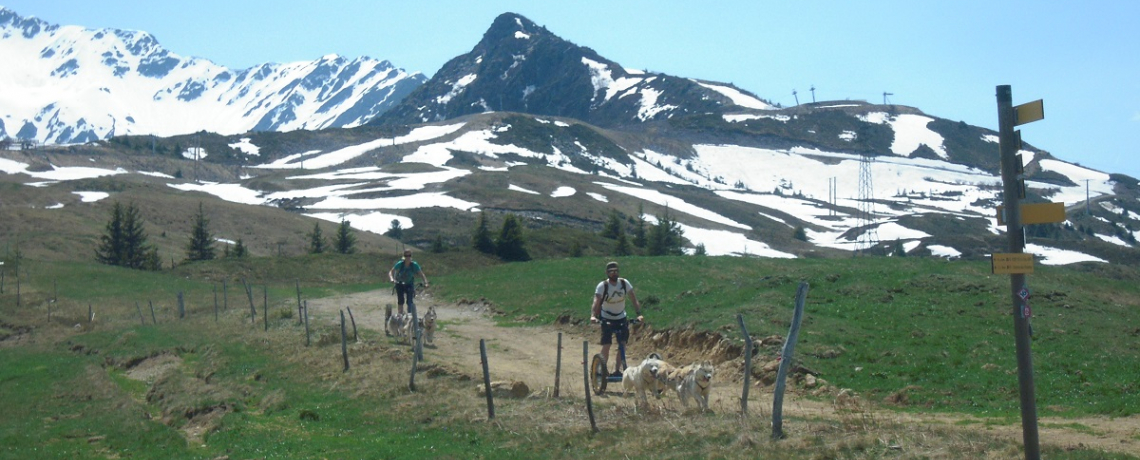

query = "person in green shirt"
[[389, 249, 429, 315]]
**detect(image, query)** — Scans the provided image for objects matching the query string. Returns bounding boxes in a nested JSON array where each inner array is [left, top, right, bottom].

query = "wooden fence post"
[[148, 300, 156, 325], [554, 332, 563, 398], [340, 310, 349, 372], [409, 336, 419, 392], [213, 284, 218, 322], [223, 280, 228, 311], [177, 292, 185, 319], [242, 278, 255, 323], [15, 273, 19, 307], [738, 313, 753, 418], [263, 285, 268, 332], [87, 304, 93, 324], [53, 278, 57, 303], [772, 281, 809, 441], [296, 280, 303, 325], [346, 307, 358, 342], [583, 341, 598, 433], [412, 302, 423, 361], [480, 339, 494, 420], [303, 300, 311, 347], [136, 302, 145, 325]]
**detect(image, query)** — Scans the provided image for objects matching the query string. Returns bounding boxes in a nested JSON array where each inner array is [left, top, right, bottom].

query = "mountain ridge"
[[0, 7, 425, 144], [3, 9, 1139, 267]]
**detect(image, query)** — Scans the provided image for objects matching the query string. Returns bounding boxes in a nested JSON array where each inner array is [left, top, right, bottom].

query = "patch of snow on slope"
[[597, 182, 750, 230], [306, 211, 414, 235], [928, 245, 961, 258], [551, 186, 576, 197], [229, 138, 260, 156], [509, 184, 539, 195], [311, 192, 479, 212], [581, 57, 642, 102], [74, 191, 110, 202], [267, 123, 466, 170], [694, 82, 773, 110], [723, 113, 791, 123], [859, 113, 946, 158], [1025, 243, 1106, 265], [631, 87, 677, 121], [436, 74, 477, 105], [167, 182, 264, 205]]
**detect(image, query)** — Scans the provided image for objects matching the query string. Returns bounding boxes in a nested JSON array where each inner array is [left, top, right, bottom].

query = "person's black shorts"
[[600, 317, 629, 345]]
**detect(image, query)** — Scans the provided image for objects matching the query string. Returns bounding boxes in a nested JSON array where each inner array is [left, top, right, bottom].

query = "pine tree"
[[121, 202, 151, 268], [142, 245, 162, 270], [230, 238, 248, 258], [472, 210, 496, 255], [185, 203, 216, 262], [495, 214, 530, 261], [694, 243, 707, 256], [647, 207, 684, 256], [892, 239, 907, 257], [601, 210, 622, 239], [614, 231, 632, 256], [307, 222, 326, 254], [95, 202, 126, 266], [793, 225, 808, 241], [96, 201, 155, 269], [334, 219, 356, 254], [385, 219, 403, 240], [633, 204, 647, 248]]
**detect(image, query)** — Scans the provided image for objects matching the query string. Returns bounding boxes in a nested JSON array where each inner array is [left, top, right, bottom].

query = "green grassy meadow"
[[2, 253, 1138, 459]]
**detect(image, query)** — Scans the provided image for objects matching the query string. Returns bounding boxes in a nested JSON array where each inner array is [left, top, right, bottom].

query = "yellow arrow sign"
[[996, 202, 1067, 226], [992, 253, 1034, 274], [1014, 99, 1044, 126]]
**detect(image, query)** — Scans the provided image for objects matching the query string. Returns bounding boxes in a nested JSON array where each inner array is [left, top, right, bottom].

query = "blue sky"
[[5, 1, 1138, 178]]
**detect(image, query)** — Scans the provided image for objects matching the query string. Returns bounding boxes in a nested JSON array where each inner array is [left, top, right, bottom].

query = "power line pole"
[[855, 155, 879, 253]]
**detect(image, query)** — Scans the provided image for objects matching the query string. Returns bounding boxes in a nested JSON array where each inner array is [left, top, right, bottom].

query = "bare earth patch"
[[306, 288, 1140, 456], [124, 353, 182, 382]]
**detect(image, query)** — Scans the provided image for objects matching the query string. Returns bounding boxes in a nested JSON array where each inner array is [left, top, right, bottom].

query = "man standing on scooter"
[[590, 261, 644, 376]]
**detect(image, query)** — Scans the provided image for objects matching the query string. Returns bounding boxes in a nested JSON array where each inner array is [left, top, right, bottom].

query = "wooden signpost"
[[996, 85, 1044, 460]]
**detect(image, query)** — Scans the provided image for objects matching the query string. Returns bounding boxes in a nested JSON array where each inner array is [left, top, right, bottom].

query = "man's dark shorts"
[[600, 317, 629, 345]]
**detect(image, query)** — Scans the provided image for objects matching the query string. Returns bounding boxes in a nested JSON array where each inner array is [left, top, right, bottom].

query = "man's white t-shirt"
[[595, 278, 632, 320]]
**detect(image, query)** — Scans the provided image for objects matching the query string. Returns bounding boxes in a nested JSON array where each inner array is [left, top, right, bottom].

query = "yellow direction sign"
[[993, 253, 1034, 274], [1014, 99, 1045, 126], [996, 202, 1066, 226]]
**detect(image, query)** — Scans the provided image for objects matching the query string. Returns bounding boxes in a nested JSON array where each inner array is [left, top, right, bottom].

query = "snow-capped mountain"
[[376, 12, 774, 128], [0, 7, 425, 145], [2, 9, 1138, 267]]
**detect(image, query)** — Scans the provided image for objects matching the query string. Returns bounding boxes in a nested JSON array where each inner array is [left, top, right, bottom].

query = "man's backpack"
[[601, 278, 630, 303]]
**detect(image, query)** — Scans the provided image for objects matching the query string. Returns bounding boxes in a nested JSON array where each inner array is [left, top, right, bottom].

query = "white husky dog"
[[622, 353, 669, 410], [676, 361, 715, 412], [419, 306, 437, 344], [384, 304, 411, 342]]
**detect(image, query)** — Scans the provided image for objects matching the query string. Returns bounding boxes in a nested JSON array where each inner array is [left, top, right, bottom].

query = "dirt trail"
[[307, 288, 1140, 456]]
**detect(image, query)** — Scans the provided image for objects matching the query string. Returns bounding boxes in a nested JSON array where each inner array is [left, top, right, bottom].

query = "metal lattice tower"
[[855, 154, 880, 253]]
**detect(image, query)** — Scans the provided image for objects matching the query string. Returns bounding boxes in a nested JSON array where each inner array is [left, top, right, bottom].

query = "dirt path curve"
[[306, 288, 595, 397], [306, 288, 1140, 455]]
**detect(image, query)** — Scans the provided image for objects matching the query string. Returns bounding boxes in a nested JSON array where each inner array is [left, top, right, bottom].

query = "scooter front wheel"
[[590, 353, 608, 395]]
